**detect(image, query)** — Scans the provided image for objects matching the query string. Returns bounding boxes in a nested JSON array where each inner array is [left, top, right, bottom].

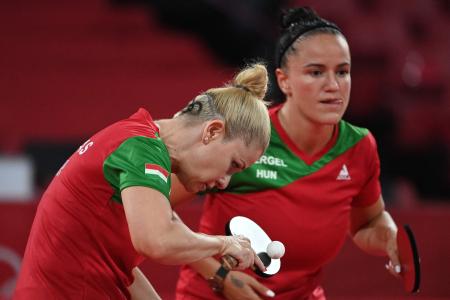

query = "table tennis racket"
[[397, 224, 421, 293], [224, 216, 281, 277]]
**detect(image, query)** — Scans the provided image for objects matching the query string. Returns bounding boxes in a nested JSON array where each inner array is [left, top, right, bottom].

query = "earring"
[[203, 137, 209, 144]]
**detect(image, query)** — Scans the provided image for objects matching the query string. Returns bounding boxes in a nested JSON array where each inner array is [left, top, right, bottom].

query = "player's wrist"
[[219, 236, 227, 254], [216, 236, 230, 256], [207, 263, 231, 293]]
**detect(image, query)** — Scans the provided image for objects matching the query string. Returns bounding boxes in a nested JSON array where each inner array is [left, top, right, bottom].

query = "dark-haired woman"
[[173, 7, 400, 300]]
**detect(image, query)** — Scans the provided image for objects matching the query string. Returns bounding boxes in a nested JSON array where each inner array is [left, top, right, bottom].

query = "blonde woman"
[[14, 63, 271, 300]]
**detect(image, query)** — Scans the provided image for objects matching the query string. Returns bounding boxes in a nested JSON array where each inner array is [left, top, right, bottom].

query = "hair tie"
[[234, 84, 250, 92]]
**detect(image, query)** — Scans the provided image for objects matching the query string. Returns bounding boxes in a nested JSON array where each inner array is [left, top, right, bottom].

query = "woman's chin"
[[184, 183, 205, 194], [318, 114, 343, 125]]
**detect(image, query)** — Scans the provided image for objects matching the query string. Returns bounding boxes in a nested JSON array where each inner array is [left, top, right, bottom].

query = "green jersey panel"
[[103, 135, 171, 203], [226, 120, 368, 194]]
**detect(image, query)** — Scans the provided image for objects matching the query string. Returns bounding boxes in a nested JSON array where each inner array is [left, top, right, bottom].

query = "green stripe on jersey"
[[103, 136, 171, 203], [225, 120, 368, 194]]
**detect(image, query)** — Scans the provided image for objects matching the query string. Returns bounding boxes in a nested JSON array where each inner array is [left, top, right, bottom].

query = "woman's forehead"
[[288, 34, 351, 66], [293, 34, 350, 60]]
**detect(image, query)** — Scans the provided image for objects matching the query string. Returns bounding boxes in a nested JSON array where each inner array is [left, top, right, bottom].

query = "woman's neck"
[[278, 103, 336, 156], [155, 119, 181, 172], [155, 118, 202, 174]]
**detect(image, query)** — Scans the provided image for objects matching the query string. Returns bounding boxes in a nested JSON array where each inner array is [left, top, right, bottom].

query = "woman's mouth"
[[319, 98, 343, 105]]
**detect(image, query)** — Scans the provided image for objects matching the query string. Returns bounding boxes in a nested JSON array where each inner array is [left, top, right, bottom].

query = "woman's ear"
[[275, 68, 291, 96], [202, 120, 225, 144]]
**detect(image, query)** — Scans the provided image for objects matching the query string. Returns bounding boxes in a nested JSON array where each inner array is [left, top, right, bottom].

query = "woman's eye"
[[310, 70, 322, 77], [337, 70, 350, 76]]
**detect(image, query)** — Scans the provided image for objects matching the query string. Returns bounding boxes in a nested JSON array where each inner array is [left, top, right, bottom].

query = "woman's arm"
[[128, 267, 161, 300], [122, 186, 263, 270], [169, 174, 197, 208], [350, 196, 401, 273]]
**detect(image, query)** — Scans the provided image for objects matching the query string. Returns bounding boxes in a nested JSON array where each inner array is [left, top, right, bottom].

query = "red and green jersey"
[[15, 108, 171, 300], [176, 105, 381, 300]]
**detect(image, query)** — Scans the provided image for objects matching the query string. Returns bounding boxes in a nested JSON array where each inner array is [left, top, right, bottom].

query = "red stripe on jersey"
[[145, 163, 169, 177]]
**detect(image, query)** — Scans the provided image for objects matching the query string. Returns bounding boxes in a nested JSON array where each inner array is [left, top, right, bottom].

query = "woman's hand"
[[383, 227, 401, 277], [350, 196, 401, 277], [223, 271, 275, 300], [218, 235, 266, 272]]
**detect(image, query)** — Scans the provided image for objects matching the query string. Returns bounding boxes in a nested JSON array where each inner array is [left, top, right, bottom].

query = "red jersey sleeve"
[[352, 132, 382, 207]]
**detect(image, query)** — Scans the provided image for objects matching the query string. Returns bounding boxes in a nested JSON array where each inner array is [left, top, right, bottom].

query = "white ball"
[[266, 241, 285, 259]]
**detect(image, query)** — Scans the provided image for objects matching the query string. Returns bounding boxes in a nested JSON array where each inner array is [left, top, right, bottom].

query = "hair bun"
[[233, 63, 268, 100], [281, 7, 316, 29], [276, 6, 342, 68]]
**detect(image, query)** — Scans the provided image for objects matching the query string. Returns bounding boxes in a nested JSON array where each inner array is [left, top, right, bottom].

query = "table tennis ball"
[[267, 241, 285, 259]]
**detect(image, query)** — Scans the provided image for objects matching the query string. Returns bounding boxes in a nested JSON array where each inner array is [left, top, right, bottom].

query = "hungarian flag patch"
[[145, 163, 169, 183]]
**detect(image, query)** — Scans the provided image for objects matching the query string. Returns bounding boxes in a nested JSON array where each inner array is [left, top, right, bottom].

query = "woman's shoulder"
[[339, 120, 370, 138], [337, 120, 378, 151], [339, 120, 378, 153]]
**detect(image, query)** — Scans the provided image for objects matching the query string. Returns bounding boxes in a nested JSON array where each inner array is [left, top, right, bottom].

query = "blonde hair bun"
[[178, 62, 271, 150], [233, 63, 268, 100]]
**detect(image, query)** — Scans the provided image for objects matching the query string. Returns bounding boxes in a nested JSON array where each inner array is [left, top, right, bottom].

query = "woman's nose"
[[324, 74, 339, 91]]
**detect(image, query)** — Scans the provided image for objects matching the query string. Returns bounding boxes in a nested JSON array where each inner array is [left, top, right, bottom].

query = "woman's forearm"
[[123, 186, 254, 268], [189, 257, 222, 279], [352, 210, 398, 256], [143, 213, 226, 265]]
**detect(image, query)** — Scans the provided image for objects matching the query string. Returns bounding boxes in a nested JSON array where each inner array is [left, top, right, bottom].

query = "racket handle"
[[222, 255, 263, 273], [221, 255, 239, 270]]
